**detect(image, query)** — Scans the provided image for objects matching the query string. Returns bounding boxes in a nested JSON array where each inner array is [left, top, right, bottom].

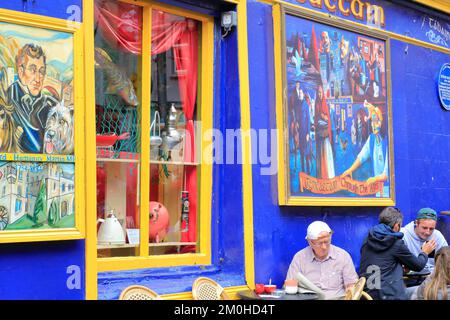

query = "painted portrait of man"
[[7, 43, 59, 153]]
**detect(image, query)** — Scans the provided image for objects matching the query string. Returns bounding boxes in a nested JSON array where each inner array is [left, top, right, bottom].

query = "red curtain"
[[94, 1, 142, 54], [95, 1, 198, 249]]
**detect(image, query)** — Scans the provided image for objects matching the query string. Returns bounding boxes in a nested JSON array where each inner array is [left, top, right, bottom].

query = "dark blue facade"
[[0, 240, 85, 299], [0, 0, 449, 299], [0, 0, 84, 300], [247, 0, 450, 287]]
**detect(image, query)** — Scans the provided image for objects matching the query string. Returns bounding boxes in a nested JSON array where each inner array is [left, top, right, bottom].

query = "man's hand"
[[342, 169, 352, 178], [421, 239, 437, 255], [366, 177, 376, 184]]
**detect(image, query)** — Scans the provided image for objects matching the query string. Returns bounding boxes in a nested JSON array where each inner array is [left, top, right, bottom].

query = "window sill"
[[98, 265, 246, 299], [97, 253, 210, 272]]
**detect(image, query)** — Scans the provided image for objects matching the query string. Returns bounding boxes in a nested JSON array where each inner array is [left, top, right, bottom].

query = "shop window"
[[94, 0, 212, 267]]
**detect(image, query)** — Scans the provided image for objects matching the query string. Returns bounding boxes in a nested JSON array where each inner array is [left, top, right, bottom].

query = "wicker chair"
[[344, 277, 373, 300], [192, 277, 230, 300], [119, 285, 162, 300]]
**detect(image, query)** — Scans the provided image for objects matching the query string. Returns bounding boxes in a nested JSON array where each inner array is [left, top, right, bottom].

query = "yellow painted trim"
[[0, 230, 84, 244], [256, 0, 450, 54], [223, 0, 241, 4], [274, 4, 286, 206], [97, 254, 210, 272], [139, 5, 151, 257], [0, 8, 82, 32], [0, 9, 85, 244], [94, 1, 214, 271], [120, 0, 213, 22], [160, 285, 250, 300], [284, 198, 395, 206], [198, 16, 215, 259], [414, 0, 450, 14], [236, 0, 256, 289], [84, 0, 98, 300]]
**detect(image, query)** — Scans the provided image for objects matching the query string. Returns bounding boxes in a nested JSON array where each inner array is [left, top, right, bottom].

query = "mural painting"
[[0, 21, 74, 155], [284, 13, 393, 203]]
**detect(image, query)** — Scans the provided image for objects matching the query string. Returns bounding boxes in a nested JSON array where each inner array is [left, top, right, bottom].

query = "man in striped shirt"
[[286, 221, 358, 299]]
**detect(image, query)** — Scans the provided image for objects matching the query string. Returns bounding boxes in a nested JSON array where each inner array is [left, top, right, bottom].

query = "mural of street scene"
[[285, 14, 391, 198], [0, 162, 75, 231], [0, 21, 74, 155]]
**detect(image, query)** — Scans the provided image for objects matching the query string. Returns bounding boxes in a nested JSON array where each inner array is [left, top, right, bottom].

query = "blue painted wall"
[[0, 0, 82, 21], [0, 0, 85, 300], [247, 0, 450, 288], [0, 241, 85, 299]]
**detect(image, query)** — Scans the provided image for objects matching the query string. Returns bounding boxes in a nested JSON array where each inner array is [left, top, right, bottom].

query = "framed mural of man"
[[0, 8, 84, 242], [276, 6, 395, 206]]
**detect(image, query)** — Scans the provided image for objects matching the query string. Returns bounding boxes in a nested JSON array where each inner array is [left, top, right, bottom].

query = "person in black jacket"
[[359, 207, 436, 300]]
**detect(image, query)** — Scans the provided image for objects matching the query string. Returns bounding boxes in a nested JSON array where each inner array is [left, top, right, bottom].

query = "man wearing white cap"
[[286, 221, 358, 299]]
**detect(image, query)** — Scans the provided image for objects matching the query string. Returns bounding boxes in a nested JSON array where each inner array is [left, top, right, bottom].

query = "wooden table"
[[237, 289, 319, 300]]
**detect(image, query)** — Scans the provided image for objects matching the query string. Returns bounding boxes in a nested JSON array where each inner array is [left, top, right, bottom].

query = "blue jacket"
[[359, 224, 428, 300]]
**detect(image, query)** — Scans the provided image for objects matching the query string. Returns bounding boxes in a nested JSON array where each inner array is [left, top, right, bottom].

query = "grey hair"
[[379, 207, 403, 228]]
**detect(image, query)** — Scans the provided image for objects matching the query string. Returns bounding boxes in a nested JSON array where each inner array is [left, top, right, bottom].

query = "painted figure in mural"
[[289, 81, 301, 170], [348, 47, 361, 96], [286, 221, 358, 299], [314, 85, 335, 179], [358, 46, 370, 95], [355, 108, 368, 149], [319, 31, 333, 83], [7, 44, 59, 153], [0, 69, 23, 153], [368, 50, 382, 99], [342, 100, 388, 185], [339, 36, 349, 65], [297, 85, 312, 174], [349, 46, 370, 97], [359, 207, 436, 300], [290, 81, 312, 174]]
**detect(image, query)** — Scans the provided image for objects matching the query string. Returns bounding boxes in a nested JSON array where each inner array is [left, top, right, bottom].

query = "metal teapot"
[[150, 110, 162, 159], [162, 103, 183, 150], [97, 210, 126, 245]]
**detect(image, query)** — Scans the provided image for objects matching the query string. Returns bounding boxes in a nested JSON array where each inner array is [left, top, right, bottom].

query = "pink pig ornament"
[[149, 201, 170, 243]]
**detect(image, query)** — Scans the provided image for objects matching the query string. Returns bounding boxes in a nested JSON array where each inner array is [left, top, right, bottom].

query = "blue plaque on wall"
[[438, 63, 450, 111]]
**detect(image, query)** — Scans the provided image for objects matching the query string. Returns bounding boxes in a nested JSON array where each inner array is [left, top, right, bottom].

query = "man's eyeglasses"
[[309, 238, 332, 247]]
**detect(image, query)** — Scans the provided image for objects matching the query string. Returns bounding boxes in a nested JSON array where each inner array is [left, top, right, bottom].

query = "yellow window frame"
[[86, 0, 214, 273], [0, 9, 85, 244]]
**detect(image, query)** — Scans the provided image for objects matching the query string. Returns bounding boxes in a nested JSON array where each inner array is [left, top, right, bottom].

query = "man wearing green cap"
[[401, 207, 448, 273]]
